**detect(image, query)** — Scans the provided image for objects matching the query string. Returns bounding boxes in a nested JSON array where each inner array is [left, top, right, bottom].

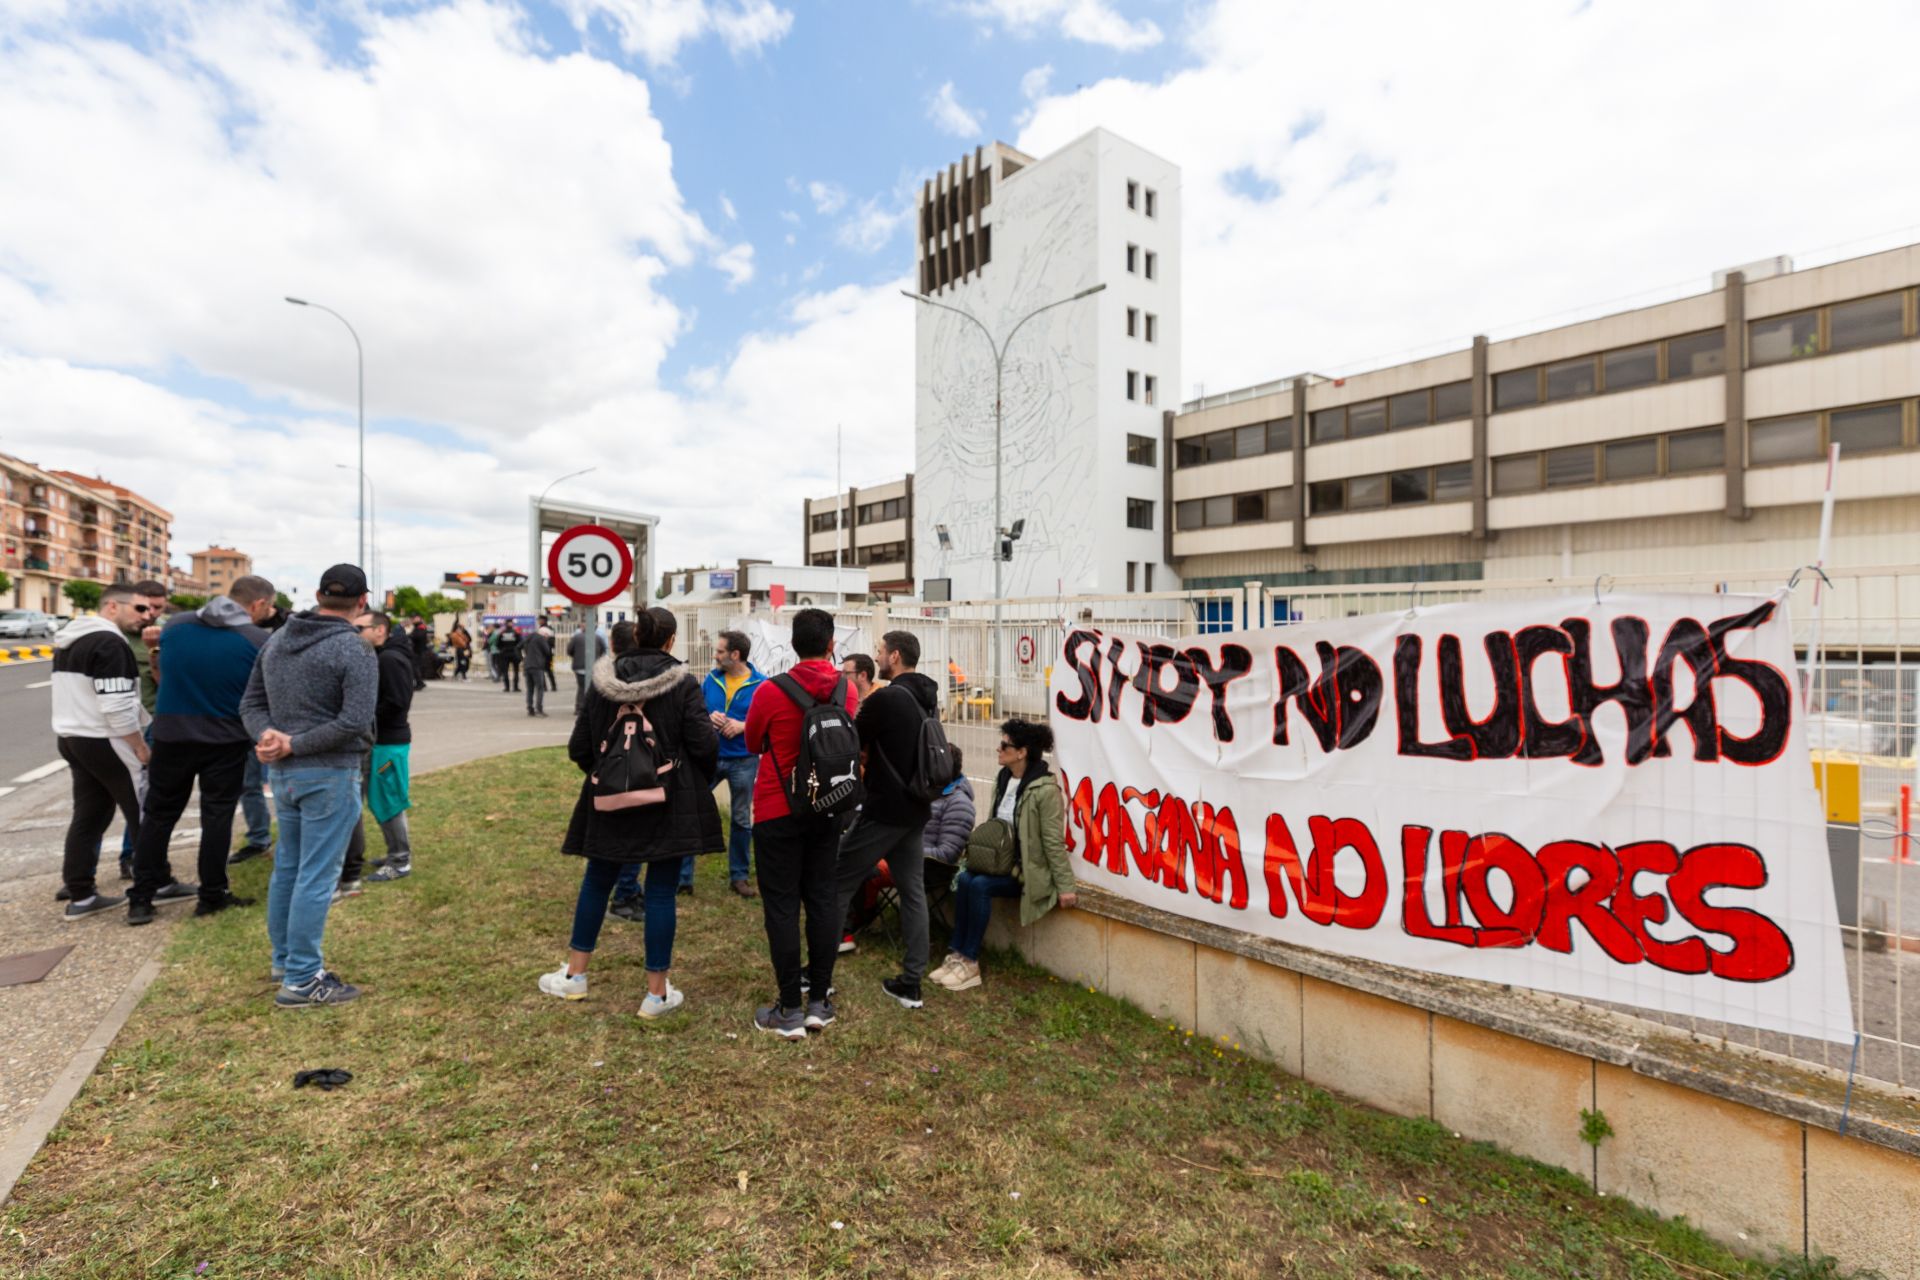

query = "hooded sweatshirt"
[[239, 610, 379, 769], [51, 615, 146, 740], [375, 629, 416, 744], [853, 669, 943, 828], [743, 658, 859, 825], [151, 596, 269, 745]]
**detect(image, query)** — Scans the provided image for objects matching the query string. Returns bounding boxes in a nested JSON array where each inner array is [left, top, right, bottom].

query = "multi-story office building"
[[913, 129, 1179, 599], [187, 546, 252, 597], [0, 452, 119, 611], [1169, 244, 1920, 596], [803, 475, 915, 597], [51, 473, 173, 587]]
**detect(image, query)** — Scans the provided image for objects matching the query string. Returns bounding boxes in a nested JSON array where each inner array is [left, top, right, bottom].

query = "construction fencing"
[[667, 564, 1920, 1089]]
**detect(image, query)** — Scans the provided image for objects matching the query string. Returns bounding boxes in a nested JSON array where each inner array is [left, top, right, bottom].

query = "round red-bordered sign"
[[1016, 634, 1037, 666], [547, 524, 634, 607]]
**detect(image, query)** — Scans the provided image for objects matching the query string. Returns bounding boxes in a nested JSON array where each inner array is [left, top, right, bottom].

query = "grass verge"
[[2, 748, 1806, 1278]]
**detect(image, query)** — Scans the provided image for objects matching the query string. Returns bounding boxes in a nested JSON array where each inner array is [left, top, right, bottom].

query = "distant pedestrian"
[[482, 623, 501, 682], [523, 622, 553, 717], [409, 616, 431, 690], [127, 576, 276, 926], [51, 583, 160, 919], [539, 622, 559, 691], [448, 621, 472, 680], [544, 608, 721, 1016], [569, 624, 607, 699], [497, 622, 523, 692], [842, 652, 880, 701], [338, 610, 417, 888], [240, 564, 378, 1009], [694, 627, 764, 897]]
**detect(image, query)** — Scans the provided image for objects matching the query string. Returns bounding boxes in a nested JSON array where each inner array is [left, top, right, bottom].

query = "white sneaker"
[[928, 954, 964, 988], [947, 958, 982, 991], [332, 879, 363, 902], [638, 982, 684, 1019], [538, 964, 587, 1000]]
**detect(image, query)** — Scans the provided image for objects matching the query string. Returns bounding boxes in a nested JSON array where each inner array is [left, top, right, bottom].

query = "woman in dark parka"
[[541, 608, 722, 1017]]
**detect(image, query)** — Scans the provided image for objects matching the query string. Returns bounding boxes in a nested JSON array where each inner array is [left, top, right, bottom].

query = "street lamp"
[[903, 281, 1105, 698], [286, 297, 366, 572], [530, 466, 599, 619], [333, 464, 377, 601]]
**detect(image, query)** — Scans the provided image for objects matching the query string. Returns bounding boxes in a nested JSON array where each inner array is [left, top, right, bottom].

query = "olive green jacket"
[[988, 764, 1077, 926]]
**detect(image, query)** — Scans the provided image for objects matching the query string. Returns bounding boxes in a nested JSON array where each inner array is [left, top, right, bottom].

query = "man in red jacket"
[[744, 607, 857, 1039]]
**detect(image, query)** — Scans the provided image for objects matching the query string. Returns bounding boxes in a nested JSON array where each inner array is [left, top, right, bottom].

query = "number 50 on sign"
[[547, 524, 634, 607]]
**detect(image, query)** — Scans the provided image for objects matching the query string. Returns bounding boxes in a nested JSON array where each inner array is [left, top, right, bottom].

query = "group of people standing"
[[50, 563, 416, 1010], [542, 605, 1078, 1038]]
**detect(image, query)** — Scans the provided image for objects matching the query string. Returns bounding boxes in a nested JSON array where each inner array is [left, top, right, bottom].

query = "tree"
[[0, 570, 11, 598], [170, 592, 207, 610], [390, 585, 465, 619], [63, 580, 103, 611], [274, 591, 293, 612]]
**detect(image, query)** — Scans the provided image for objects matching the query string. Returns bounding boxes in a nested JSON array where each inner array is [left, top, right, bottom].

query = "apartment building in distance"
[[50, 473, 173, 587], [913, 129, 1179, 599], [1168, 244, 1920, 606], [187, 546, 253, 597], [0, 453, 125, 611], [804, 475, 916, 598]]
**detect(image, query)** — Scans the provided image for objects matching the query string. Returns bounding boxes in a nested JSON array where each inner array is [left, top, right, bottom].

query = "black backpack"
[[767, 673, 864, 822], [591, 703, 674, 812], [876, 687, 956, 803]]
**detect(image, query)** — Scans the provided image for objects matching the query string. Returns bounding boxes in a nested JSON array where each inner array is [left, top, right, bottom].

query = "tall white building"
[[913, 129, 1180, 600]]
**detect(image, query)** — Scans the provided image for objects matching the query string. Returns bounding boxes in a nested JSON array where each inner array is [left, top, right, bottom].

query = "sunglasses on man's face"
[[129, 604, 157, 615]]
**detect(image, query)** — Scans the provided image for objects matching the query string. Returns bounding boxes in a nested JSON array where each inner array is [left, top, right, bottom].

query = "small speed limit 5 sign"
[[547, 523, 634, 606]]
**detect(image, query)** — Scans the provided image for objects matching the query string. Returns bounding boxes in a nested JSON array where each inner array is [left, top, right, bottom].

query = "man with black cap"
[[240, 563, 379, 1009]]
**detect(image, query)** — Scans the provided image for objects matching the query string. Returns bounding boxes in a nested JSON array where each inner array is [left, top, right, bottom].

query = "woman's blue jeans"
[[571, 856, 683, 972], [950, 869, 1022, 960]]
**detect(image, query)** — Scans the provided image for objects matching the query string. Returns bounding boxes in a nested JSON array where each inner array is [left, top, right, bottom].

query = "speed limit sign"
[[547, 524, 634, 607], [1016, 634, 1036, 666]]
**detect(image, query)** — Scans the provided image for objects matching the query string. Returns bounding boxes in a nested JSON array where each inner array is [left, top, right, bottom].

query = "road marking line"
[[12, 760, 68, 784], [25, 679, 51, 689], [0, 787, 14, 799]]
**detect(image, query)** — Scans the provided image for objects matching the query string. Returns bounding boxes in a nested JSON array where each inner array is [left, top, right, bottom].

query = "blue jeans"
[[266, 765, 362, 989], [950, 870, 1022, 960], [241, 753, 272, 849], [680, 755, 756, 887], [573, 857, 682, 971]]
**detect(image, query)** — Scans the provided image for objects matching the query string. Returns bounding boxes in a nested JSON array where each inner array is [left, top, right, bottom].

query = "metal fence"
[[668, 565, 1920, 1088]]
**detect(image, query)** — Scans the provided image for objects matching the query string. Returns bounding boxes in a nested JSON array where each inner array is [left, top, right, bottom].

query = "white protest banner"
[[1049, 593, 1854, 1044], [738, 617, 869, 678]]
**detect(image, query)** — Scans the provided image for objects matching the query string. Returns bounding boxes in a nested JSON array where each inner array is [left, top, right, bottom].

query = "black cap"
[[318, 563, 368, 599]]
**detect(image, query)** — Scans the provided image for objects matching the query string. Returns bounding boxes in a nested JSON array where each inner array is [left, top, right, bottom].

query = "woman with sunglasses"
[[931, 718, 1077, 992]]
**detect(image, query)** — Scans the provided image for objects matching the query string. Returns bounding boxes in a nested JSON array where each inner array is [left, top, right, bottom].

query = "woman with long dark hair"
[[541, 608, 721, 1017]]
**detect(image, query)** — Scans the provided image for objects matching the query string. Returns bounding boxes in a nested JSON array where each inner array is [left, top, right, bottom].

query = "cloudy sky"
[[2, 0, 1914, 601]]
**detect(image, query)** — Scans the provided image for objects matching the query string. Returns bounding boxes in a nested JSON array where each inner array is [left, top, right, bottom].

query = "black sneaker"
[[608, 895, 641, 922], [882, 976, 924, 1009], [677, 883, 694, 897], [753, 1002, 807, 1041], [127, 901, 157, 927], [154, 880, 198, 904], [63, 893, 126, 921], [119, 860, 134, 882], [276, 970, 361, 1009], [804, 998, 836, 1031], [194, 891, 255, 918], [227, 844, 270, 866]]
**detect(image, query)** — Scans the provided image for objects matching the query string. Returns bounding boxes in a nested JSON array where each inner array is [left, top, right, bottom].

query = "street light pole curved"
[[287, 297, 366, 571]]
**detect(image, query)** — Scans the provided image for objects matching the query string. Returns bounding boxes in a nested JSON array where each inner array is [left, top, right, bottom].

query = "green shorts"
[[369, 744, 412, 823]]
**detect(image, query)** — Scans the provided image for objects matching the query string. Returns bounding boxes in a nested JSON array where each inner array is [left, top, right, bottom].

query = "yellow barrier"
[[0, 645, 53, 663], [1811, 754, 1862, 824]]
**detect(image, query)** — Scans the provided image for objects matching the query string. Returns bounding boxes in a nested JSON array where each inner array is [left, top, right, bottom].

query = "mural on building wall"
[[916, 143, 1100, 600]]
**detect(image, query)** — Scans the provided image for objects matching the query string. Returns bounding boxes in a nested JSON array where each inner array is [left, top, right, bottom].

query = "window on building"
[[1434, 380, 1472, 422], [1126, 243, 1138, 273], [1666, 427, 1724, 472], [1175, 437, 1203, 467], [1234, 423, 1263, 457], [1144, 251, 1157, 280], [1604, 438, 1659, 481], [1205, 430, 1234, 463], [1749, 414, 1821, 464], [1309, 481, 1344, 514], [1388, 390, 1430, 430], [1126, 370, 1138, 401], [1126, 180, 1138, 209], [1544, 356, 1598, 402], [1666, 329, 1726, 379], [1493, 454, 1541, 493], [1126, 307, 1138, 337], [1347, 474, 1387, 508], [1203, 495, 1232, 526], [1829, 293, 1905, 353], [1749, 311, 1819, 366], [1829, 402, 1904, 454], [1310, 407, 1345, 443], [1494, 368, 1540, 410], [809, 552, 837, 567], [809, 511, 839, 532], [1233, 491, 1265, 523], [1126, 498, 1154, 530], [1433, 461, 1474, 502], [1347, 400, 1387, 438], [1266, 418, 1293, 452], [1127, 561, 1136, 592], [1144, 313, 1157, 343], [1175, 499, 1203, 530], [1144, 562, 1154, 590], [1389, 469, 1430, 505], [1127, 433, 1157, 466], [1144, 374, 1157, 405], [1267, 486, 1292, 520], [1144, 188, 1157, 218], [1603, 344, 1659, 392], [1545, 445, 1598, 487]]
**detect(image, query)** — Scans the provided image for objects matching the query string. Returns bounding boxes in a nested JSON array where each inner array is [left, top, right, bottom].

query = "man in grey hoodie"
[[240, 564, 378, 1009]]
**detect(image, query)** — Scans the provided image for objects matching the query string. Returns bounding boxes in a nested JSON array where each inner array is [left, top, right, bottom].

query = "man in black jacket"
[[339, 611, 417, 889], [408, 616, 432, 690], [827, 629, 942, 1009], [522, 623, 553, 717]]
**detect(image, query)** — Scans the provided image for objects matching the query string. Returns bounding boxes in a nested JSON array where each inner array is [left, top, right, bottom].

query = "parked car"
[[0, 609, 58, 639]]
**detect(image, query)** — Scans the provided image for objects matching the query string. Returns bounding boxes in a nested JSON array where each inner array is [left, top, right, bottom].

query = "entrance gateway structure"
[[526, 496, 658, 624]]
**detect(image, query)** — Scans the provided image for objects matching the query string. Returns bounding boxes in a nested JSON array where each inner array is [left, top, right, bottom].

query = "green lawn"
[[0, 749, 1827, 1278]]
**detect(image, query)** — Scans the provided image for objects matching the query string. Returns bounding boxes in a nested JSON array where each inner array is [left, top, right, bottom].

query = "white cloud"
[[962, 0, 1161, 51], [1019, 63, 1053, 100], [806, 180, 847, 215], [926, 80, 982, 138], [779, 209, 802, 225], [713, 242, 755, 288], [1017, 0, 1920, 399], [837, 197, 909, 254], [718, 192, 738, 221], [556, 0, 793, 66]]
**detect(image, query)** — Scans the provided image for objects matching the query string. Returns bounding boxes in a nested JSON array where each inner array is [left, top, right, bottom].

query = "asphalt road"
[[0, 658, 61, 792]]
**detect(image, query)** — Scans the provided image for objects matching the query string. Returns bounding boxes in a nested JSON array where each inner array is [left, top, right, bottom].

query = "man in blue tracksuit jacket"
[[687, 628, 765, 896]]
